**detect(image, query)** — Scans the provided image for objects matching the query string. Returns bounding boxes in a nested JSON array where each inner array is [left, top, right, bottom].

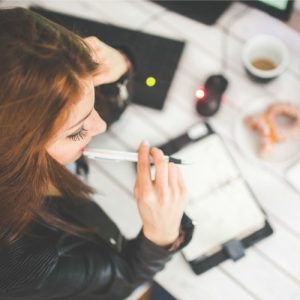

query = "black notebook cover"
[[30, 7, 185, 110], [157, 122, 273, 275], [188, 221, 273, 275]]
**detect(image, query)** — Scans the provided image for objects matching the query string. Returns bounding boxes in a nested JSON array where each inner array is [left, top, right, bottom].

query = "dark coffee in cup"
[[251, 58, 277, 71]]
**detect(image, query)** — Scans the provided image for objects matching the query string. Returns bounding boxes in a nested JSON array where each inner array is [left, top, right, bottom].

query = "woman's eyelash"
[[67, 127, 88, 141]]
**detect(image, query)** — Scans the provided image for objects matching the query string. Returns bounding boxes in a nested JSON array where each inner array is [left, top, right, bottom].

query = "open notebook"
[[157, 123, 273, 274]]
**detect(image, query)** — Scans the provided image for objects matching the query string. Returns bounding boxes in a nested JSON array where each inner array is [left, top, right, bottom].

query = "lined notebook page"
[[176, 135, 240, 200], [175, 135, 266, 260]]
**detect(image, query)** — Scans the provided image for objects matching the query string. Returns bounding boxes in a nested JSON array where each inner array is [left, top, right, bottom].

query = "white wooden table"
[[2, 1, 300, 299]]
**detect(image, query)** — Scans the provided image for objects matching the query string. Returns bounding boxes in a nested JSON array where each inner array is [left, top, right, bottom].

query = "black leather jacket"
[[0, 196, 194, 300]]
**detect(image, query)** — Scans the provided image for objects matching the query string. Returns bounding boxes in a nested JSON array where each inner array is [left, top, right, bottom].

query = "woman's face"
[[47, 78, 107, 165]]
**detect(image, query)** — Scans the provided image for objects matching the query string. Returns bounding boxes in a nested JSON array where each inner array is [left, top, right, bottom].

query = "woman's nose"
[[89, 109, 107, 137]]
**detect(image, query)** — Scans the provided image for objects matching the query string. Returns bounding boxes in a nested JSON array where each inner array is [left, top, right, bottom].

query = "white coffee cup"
[[242, 35, 289, 82]]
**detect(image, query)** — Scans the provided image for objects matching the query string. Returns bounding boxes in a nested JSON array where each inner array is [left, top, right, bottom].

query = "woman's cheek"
[[47, 140, 78, 165]]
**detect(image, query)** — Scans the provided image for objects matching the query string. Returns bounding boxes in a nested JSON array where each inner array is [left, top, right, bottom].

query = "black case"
[[157, 122, 273, 275], [30, 7, 184, 110]]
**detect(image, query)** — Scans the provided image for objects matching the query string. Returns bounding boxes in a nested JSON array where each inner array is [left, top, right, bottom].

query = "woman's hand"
[[134, 141, 188, 247], [84, 36, 130, 86]]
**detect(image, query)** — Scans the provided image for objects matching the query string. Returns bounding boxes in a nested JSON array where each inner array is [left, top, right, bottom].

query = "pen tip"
[[181, 160, 194, 165]]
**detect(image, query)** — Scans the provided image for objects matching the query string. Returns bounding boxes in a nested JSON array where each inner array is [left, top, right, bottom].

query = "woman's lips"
[[80, 140, 91, 152]]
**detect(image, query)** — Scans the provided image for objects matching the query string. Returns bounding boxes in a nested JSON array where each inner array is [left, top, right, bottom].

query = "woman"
[[0, 7, 194, 300]]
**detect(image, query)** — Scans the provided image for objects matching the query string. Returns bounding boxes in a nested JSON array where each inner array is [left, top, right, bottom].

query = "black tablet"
[[30, 7, 185, 110], [244, 0, 294, 21]]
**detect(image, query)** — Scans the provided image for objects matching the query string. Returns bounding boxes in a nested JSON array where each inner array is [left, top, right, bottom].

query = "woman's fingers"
[[83, 36, 128, 85], [134, 143, 187, 246], [135, 142, 187, 206], [150, 148, 168, 192], [177, 168, 187, 201], [168, 163, 179, 193], [136, 141, 152, 189]]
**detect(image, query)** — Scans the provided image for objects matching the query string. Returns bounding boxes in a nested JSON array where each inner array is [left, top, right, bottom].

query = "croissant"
[[244, 102, 300, 158]]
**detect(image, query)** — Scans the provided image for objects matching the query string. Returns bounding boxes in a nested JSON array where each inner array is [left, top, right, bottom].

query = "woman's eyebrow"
[[67, 108, 93, 131]]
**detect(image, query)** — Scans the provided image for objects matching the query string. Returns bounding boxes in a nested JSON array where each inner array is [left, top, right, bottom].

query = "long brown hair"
[[0, 7, 99, 243]]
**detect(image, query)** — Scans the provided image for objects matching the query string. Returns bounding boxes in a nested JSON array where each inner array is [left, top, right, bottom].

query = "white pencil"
[[83, 148, 193, 165]]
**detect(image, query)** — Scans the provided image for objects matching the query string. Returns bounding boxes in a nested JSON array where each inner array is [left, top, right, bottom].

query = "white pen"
[[83, 148, 193, 165]]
